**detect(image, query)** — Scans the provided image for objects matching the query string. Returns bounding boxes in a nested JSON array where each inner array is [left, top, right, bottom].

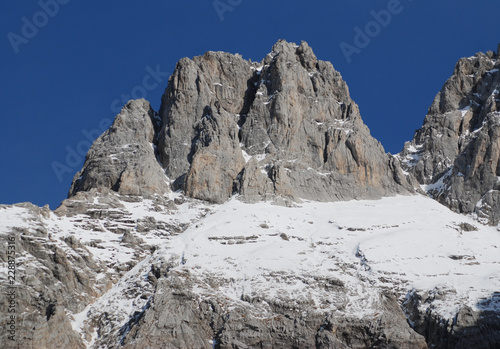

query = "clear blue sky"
[[1, 0, 499, 209]]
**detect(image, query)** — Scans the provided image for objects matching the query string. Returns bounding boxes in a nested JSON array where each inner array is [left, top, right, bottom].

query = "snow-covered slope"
[[164, 194, 500, 318], [2, 191, 498, 348]]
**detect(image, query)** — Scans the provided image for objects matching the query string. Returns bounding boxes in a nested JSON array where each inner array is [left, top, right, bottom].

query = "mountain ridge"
[[1, 40, 499, 348]]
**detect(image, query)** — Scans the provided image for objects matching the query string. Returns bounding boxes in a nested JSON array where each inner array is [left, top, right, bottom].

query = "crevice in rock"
[[237, 72, 261, 142], [149, 108, 166, 172], [186, 105, 214, 166], [46, 304, 56, 321], [323, 131, 330, 164], [111, 166, 127, 192], [345, 139, 360, 166], [171, 173, 186, 192], [232, 168, 244, 195], [118, 298, 152, 346], [340, 103, 348, 120]]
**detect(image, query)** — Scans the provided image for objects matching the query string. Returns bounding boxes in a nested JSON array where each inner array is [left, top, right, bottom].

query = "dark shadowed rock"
[[403, 289, 500, 349]]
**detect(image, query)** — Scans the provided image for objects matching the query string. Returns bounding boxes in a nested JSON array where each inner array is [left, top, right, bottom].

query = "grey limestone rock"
[[400, 51, 500, 224], [69, 99, 169, 198], [158, 50, 252, 191], [236, 157, 275, 203], [0, 203, 102, 349], [158, 40, 413, 203], [67, 40, 412, 204], [184, 106, 246, 204], [0, 191, 184, 349], [120, 271, 427, 349], [403, 289, 500, 349]]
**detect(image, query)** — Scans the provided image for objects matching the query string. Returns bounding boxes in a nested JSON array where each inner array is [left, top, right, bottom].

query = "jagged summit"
[[71, 40, 413, 205], [399, 49, 500, 225], [1, 42, 500, 349], [69, 99, 169, 198]]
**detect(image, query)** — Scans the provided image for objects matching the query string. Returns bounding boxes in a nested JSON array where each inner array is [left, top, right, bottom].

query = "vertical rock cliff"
[[400, 49, 500, 225], [71, 40, 412, 205]]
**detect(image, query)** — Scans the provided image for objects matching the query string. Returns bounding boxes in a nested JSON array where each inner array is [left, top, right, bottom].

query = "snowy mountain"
[[1, 41, 499, 348]]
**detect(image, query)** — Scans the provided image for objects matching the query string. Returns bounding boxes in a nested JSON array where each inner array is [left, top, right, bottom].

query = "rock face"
[[69, 41, 411, 205], [0, 203, 99, 349], [69, 99, 169, 198], [403, 289, 500, 349], [0, 190, 183, 349], [157, 40, 412, 204], [4, 191, 500, 349], [399, 50, 500, 224], [121, 274, 427, 349], [0, 194, 430, 349]]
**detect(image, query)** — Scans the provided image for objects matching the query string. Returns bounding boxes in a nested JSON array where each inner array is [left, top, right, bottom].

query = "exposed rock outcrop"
[[120, 270, 427, 349], [0, 190, 184, 349], [0, 203, 101, 349], [69, 99, 169, 198], [157, 40, 412, 203], [399, 50, 500, 224], [0, 194, 432, 349], [403, 289, 500, 349], [69, 41, 411, 205]]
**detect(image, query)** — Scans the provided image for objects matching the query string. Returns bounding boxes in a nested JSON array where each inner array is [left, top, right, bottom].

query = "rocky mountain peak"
[[69, 99, 169, 198], [399, 49, 500, 224], [71, 40, 412, 205]]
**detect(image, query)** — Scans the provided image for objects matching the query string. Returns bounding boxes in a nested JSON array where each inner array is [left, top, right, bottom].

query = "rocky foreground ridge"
[[1, 41, 500, 348]]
